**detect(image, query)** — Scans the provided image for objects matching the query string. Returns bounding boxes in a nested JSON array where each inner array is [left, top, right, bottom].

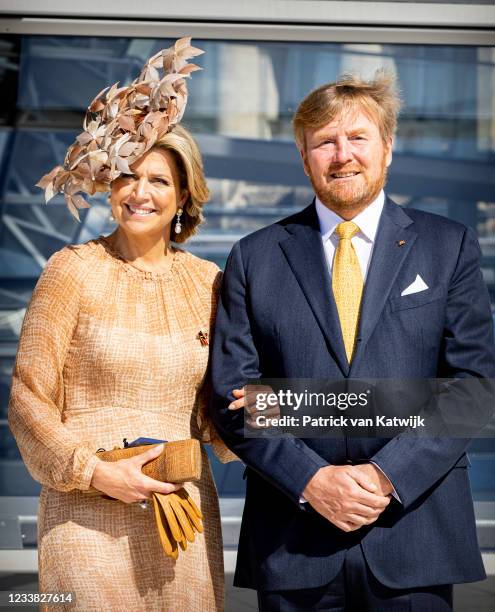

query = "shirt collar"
[[316, 190, 385, 243]]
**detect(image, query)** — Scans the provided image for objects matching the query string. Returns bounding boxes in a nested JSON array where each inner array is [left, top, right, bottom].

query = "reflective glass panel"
[[0, 34, 494, 499]]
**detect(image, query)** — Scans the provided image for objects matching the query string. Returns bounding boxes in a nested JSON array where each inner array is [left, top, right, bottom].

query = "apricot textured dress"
[[8, 236, 234, 611]]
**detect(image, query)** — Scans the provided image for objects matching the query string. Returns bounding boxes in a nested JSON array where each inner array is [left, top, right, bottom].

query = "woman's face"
[[110, 148, 186, 241]]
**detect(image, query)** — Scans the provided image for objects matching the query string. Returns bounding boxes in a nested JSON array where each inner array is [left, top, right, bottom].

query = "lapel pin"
[[197, 330, 209, 346], [396, 240, 406, 247]]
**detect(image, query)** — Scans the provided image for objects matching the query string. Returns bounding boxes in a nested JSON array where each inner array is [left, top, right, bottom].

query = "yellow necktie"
[[332, 221, 364, 363]]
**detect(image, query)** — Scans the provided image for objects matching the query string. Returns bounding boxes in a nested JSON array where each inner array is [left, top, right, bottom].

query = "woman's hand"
[[228, 388, 248, 410], [228, 386, 281, 428], [90, 444, 182, 504]]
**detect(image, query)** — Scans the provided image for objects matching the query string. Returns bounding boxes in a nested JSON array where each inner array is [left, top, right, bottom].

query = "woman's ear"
[[180, 189, 189, 208]]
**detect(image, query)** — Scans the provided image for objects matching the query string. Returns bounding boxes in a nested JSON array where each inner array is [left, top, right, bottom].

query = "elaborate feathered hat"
[[36, 37, 204, 220]]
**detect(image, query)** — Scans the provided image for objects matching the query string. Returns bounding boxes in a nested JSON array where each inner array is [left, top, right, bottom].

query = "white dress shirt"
[[316, 190, 385, 282], [300, 190, 401, 504]]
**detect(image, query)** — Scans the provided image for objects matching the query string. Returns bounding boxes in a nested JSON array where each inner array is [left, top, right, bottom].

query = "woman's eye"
[[121, 173, 135, 180], [153, 178, 169, 186]]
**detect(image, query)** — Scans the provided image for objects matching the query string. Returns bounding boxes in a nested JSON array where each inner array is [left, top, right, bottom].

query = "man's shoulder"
[[403, 206, 467, 234], [237, 204, 312, 251], [234, 200, 474, 256]]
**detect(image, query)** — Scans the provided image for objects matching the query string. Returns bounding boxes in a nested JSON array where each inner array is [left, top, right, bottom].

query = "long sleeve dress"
[[8, 236, 235, 612]]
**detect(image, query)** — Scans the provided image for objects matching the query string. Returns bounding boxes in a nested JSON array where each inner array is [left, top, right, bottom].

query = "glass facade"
[[1, 35, 494, 502]]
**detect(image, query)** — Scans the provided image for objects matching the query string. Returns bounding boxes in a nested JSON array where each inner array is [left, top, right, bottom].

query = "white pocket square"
[[401, 274, 429, 297]]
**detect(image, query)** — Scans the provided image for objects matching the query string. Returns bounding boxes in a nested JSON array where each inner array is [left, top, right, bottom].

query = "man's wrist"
[[369, 461, 400, 502], [301, 464, 333, 503]]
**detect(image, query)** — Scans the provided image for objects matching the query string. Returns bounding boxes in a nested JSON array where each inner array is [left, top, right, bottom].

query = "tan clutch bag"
[[89, 439, 201, 494], [95, 439, 202, 484], [89, 439, 204, 558]]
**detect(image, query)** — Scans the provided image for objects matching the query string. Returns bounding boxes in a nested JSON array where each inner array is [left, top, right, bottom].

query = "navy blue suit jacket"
[[210, 197, 495, 590]]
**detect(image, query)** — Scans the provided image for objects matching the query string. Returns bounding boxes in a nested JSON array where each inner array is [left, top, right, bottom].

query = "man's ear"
[[299, 148, 310, 177], [385, 138, 393, 167]]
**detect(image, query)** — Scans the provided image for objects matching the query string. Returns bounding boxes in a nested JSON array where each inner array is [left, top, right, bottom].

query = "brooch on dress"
[[197, 330, 209, 346]]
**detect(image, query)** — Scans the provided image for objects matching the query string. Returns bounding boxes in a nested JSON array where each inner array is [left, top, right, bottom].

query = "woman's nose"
[[131, 178, 149, 202]]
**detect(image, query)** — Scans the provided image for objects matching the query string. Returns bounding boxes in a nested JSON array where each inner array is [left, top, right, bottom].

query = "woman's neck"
[[109, 228, 173, 273]]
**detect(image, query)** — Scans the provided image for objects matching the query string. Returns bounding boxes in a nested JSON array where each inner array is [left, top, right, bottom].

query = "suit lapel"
[[279, 203, 349, 375], [350, 197, 417, 372]]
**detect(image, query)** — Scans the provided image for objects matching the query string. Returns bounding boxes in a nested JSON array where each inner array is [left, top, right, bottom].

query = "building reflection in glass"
[[0, 36, 494, 511]]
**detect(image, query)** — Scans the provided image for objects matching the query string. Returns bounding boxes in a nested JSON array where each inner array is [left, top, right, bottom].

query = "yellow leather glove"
[[152, 489, 203, 559]]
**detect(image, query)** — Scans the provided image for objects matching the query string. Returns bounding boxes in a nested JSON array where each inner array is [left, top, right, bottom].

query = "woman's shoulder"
[[176, 248, 222, 285], [42, 240, 102, 281]]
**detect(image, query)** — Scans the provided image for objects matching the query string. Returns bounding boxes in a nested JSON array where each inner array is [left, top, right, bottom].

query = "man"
[[211, 72, 494, 611]]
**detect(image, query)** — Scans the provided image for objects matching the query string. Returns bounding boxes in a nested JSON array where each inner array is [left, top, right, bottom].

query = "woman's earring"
[[175, 208, 183, 234]]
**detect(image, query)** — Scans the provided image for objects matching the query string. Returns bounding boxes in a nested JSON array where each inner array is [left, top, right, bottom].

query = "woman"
[[8, 40, 234, 611]]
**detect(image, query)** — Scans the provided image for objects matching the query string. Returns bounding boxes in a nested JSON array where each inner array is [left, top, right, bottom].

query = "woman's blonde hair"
[[154, 124, 209, 243], [292, 70, 401, 150]]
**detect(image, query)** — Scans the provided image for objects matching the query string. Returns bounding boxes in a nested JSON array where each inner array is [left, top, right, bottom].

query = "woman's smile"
[[110, 148, 185, 236], [124, 203, 158, 217]]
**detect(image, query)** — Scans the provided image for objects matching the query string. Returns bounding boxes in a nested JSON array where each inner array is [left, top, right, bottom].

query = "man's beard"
[[309, 156, 388, 215]]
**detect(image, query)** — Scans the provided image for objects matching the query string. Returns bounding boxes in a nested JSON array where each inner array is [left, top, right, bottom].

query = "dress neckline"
[[96, 235, 181, 280]]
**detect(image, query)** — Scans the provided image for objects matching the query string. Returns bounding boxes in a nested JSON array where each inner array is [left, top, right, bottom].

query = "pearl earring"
[[175, 208, 183, 234]]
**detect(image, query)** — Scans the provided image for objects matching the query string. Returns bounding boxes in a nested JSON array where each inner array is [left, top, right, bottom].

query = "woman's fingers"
[[228, 388, 245, 410], [92, 447, 183, 503], [140, 474, 182, 496], [133, 444, 165, 466], [229, 386, 273, 407], [229, 386, 280, 417]]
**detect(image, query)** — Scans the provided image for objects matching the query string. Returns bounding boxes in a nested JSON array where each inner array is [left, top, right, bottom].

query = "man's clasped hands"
[[229, 386, 393, 532]]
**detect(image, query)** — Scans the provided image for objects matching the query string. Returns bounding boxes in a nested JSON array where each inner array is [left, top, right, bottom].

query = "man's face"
[[300, 107, 392, 219]]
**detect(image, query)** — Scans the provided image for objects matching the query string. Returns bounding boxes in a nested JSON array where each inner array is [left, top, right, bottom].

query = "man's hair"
[[154, 124, 210, 243], [292, 70, 401, 150]]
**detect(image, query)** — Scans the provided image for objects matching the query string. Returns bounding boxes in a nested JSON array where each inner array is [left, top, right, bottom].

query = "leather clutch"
[[89, 439, 204, 558], [95, 438, 202, 484]]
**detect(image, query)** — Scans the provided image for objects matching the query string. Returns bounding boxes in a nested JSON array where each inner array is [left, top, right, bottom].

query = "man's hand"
[[302, 465, 391, 532], [351, 463, 394, 497]]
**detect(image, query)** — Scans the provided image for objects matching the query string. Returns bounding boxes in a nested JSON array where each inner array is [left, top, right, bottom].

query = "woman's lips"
[[125, 204, 156, 217]]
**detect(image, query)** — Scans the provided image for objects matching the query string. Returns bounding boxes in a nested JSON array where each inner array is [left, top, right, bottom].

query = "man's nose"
[[332, 138, 353, 165]]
